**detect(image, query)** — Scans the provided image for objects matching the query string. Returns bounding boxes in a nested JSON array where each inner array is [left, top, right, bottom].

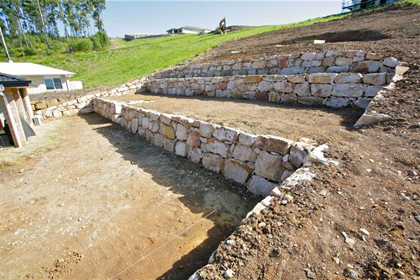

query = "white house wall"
[[22, 75, 74, 94]]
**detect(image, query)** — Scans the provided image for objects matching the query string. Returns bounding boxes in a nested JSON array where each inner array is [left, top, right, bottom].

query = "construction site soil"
[[186, 3, 420, 279]]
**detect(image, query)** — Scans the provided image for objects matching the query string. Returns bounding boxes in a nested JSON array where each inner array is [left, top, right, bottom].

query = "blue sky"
[[103, 1, 343, 37]]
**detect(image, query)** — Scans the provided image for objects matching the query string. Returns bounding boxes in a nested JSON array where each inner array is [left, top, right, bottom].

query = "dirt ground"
[[187, 3, 420, 279], [110, 94, 363, 144], [0, 114, 258, 280]]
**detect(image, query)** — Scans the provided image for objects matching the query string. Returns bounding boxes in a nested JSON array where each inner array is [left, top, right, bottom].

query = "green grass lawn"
[[5, 14, 352, 88]]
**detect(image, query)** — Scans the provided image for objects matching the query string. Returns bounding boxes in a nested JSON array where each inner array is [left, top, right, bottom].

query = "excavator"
[[216, 17, 227, 34]]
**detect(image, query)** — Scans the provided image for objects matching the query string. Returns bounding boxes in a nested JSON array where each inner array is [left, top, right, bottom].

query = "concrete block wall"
[[146, 72, 393, 108], [94, 98, 323, 197], [153, 50, 401, 79]]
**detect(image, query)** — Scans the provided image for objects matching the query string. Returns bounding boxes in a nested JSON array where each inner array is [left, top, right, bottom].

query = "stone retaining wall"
[[153, 50, 401, 79], [146, 72, 393, 108], [93, 98, 324, 197], [33, 78, 148, 119]]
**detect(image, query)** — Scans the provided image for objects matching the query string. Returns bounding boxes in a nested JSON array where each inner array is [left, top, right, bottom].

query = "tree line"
[[0, 0, 108, 56]]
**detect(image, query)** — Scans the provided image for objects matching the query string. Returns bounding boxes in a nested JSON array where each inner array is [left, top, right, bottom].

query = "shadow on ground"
[[81, 113, 259, 280]]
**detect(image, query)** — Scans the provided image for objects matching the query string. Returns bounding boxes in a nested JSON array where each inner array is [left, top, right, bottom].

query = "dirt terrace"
[[110, 94, 363, 145], [0, 114, 258, 280]]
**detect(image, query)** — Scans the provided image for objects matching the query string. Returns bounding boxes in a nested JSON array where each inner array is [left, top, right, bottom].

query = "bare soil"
[[0, 114, 258, 280], [187, 3, 420, 279], [110, 94, 363, 144]]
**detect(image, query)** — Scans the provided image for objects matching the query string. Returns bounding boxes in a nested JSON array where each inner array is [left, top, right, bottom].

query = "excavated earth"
[[187, 3, 420, 279]]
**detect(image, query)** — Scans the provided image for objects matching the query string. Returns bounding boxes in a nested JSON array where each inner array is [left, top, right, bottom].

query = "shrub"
[[70, 38, 93, 52], [96, 31, 110, 49], [90, 36, 102, 51]]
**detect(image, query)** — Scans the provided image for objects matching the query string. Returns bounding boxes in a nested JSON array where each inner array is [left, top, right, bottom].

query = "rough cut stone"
[[199, 122, 214, 138], [383, 57, 399, 68], [255, 136, 293, 155], [258, 81, 272, 91], [232, 144, 258, 162], [163, 137, 175, 152], [308, 73, 337, 84], [255, 151, 285, 182], [213, 127, 238, 143], [202, 153, 224, 173], [362, 73, 387, 86], [294, 82, 310, 96], [247, 175, 278, 197], [160, 124, 175, 139], [281, 170, 294, 182], [326, 66, 350, 73], [269, 92, 282, 102], [282, 93, 297, 103], [287, 75, 306, 84], [335, 57, 353, 66], [311, 84, 333, 97], [222, 159, 252, 185], [238, 133, 256, 146], [176, 123, 188, 140], [366, 53, 383, 60], [301, 52, 317, 61], [153, 133, 163, 147], [325, 97, 352, 108], [274, 82, 293, 93], [289, 143, 309, 168], [332, 84, 364, 97], [365, 86, 382, 97], [351, 61, 380, 73], [188, 147, 203, 163], [187, 131, 201, 147], [335, 73, 362, 84], [130, 118, 139, 134], [175, 141, 188, 157], [202, 138, 229, 158], [298, 96, 324, 106], [244, 75, 262, 83]]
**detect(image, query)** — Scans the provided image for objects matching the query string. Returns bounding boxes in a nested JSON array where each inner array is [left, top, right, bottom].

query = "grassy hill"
[[2, 15, 352, 88]]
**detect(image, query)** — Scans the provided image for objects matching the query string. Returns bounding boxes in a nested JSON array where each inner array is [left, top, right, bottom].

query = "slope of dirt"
[[189, 2, 420, 279], [0, 114, 259, 280], [110, 94, 363, 144], [194, 3, 420, 65]]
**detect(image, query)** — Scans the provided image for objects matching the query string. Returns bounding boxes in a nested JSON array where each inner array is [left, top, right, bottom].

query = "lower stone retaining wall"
[[33, 78, 148, 119], [146, 72, 393, 108], [93, 98, 325, 197]]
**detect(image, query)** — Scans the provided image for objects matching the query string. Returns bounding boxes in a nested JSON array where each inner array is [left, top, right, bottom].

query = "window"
[[44, 77, 63, 90]]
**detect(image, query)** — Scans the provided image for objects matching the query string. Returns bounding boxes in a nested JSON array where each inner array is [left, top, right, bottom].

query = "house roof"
[[181, 26, 207, 31], [0, 62, 75, 77], [0, 72, 31, 88]]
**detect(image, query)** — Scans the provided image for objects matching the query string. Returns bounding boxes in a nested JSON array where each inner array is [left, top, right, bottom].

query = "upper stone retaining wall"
[[146, 72, 393, 108], [93, 98, 323, 197], [153, 50, 401, 79]]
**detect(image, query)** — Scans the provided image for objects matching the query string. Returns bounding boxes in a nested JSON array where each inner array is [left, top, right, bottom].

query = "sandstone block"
[[335, 73, 362, 84], [258, 81, 272, 92], [269, 92, 282, 103], [365, 86, 382, 97], [222, 159, 252, 185], [141, 117, 149, 129], [308, 73, 337, 84], [303, 60, 322, 67], [255, 135, 293, 155], [311, 84, 333, 97], [35, 101, 48, 110], [149, 121, 159, 133], [325, 50, 345, 57], [199, 122, 214, 138], [332, 84, 364, 97], [366, 53, 383, 60], [232, 144, 258, 162], [175, 141, 188, 157], [238, 133, 256, 146], [301, 52, 316, 61], [247, 175, 278, 197], [213, 127, 238, 143], [351, 61, 380, 73], [287, 75, 306, 84], [281, 170, 294, 182], [244, 75, 262, 83], [188, 147, 203, 163], [176, 123, 188, 140], [280, 67, 305, 75], [383, 57, 399, 68], [202, 153, 224, 173], [153, 133, 163, 147], [160, 124, 175, 139], [335, 57, 353, 66], [294, 82, 310, 96], [202, 138, 229, 158], [163, 137, 175, 152], [289, 143, 309, 168], [298, 96, 324, 106], [187, 131, 201, 147], [282, 93, 298, 103], [252, 60, 267, 69], [274, 82, 293, 93], [130, 118, 139, 134], [326, 66, 349, 73], [325, 97, 352, 108], [322, 57, 335, 67], [362, 73, 386, 86], [255, 151, 285, 181]]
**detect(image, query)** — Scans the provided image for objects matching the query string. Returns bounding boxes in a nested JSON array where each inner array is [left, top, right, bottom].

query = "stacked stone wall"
[[94, 98, 322, 197], [153, 51, 400, 79], [146, 72, 393, 108]]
